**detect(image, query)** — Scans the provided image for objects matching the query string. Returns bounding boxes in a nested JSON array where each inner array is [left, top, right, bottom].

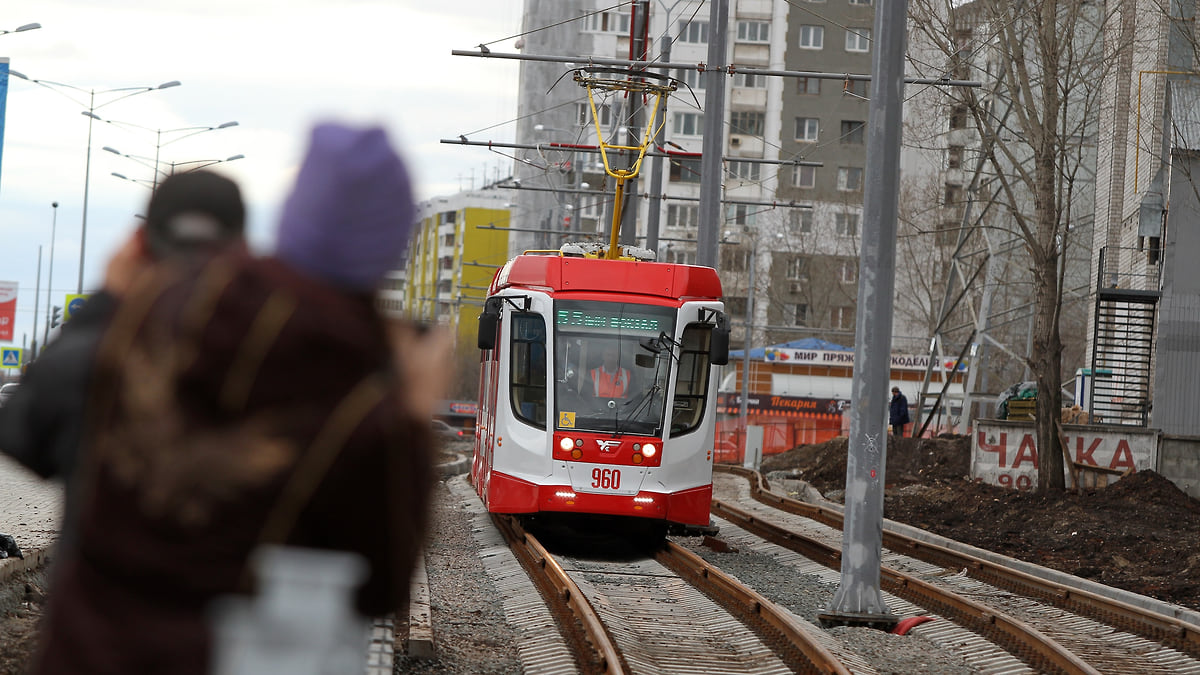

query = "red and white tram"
[[472, 243, 729, 533]]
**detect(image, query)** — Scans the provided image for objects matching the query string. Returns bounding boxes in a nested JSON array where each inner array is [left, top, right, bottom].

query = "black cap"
[[144, 170, 245, 259]]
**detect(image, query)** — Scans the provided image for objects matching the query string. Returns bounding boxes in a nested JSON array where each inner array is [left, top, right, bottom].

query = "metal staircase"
[[1088, 247, 1159, 426]]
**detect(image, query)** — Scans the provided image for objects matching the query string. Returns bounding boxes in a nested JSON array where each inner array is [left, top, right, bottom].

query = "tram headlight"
[[642, 444, 657, 458], [559, 437, 574, 452]]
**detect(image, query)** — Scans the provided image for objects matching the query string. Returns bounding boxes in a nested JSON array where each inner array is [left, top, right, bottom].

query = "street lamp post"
[[96, 119, 238, 189], [110, 153, 244, 189], [43, 202, 57, 348], [31, 246, 41, 360], [8, 71, 182, 293], [0, 23, 41, 36]]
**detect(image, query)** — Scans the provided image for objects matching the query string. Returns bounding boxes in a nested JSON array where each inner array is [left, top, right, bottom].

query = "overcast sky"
[[0, 0, 523, 348]]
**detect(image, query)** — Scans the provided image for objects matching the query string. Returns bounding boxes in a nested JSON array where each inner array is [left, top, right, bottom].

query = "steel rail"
[[492, 515, 626, 674], [710, 499, 1098, 675], [717, 464, 1200, 660], [656, 541, 852, 675]]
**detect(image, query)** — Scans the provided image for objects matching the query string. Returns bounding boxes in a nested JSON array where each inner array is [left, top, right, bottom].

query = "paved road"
[[0, 453, 62, 554]]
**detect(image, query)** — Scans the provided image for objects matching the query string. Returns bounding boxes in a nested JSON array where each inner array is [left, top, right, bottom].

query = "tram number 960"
[[591, 468, 621, 490]]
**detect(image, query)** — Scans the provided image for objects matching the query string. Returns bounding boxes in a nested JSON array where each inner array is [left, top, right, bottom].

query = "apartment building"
[[1092, 0, 1200, 433], [403, 189, 512, 349]]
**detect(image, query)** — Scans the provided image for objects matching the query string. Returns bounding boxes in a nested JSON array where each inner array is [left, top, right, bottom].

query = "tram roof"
[[491, 254, 723, 300]]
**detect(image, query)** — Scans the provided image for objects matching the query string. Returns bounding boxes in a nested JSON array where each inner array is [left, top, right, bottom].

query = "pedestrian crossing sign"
[[1, 347, 22, 368]]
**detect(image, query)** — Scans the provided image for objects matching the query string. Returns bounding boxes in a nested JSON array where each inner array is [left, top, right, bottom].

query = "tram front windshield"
[[554, 300, 676, 436]]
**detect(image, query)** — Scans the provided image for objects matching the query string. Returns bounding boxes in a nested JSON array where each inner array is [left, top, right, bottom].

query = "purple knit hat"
[[275, 123, 415, 290]]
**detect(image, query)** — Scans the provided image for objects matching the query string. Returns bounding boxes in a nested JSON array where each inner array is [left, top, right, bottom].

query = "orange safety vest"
[[591, 366, 630, 398]]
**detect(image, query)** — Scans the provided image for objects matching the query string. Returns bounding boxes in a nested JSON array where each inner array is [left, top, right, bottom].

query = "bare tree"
[[908, 0, 1125, 491]]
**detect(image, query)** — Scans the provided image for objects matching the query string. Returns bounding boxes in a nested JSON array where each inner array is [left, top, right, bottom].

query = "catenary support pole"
[[696, 0, 728, 269], [645, 25, 671, 254], [819, 0, 908, 629], [620, 0, 650, 247]]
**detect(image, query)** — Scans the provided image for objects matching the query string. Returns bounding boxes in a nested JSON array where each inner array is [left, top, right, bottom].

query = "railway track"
[[492, 513, 857, 674], [713, 465, 1200, 674]]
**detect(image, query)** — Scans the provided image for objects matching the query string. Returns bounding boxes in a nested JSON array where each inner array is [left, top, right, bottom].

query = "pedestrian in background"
[[890, 386, 910, 437], [28, 123, 441, 675]]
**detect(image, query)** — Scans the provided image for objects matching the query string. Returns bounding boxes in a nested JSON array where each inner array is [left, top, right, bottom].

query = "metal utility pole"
[[31, 246, 41, 361], [696, 0, 728, 269], [819, 0, 907, 629], [645, 32, 671, 254], [620, 0, 651, 247], [43, 201, 58, 348], [739, 249, 755, 458]]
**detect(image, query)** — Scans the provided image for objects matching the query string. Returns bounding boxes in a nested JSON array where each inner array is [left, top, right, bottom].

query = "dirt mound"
[[756, 434, 1200, 611], [761, 434, 971, 493]]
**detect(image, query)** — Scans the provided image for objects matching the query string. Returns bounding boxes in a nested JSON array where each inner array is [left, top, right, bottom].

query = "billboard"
[[0, 281, 16, 342]]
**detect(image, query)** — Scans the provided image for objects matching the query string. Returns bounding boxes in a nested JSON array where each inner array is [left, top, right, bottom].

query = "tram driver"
[[590, 346, 631, 399]]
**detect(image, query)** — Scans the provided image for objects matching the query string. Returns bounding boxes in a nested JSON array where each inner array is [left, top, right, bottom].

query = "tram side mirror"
[[710, 313, 730, 366], [477, 300, 501, 350], [635, 353, 656, 368]]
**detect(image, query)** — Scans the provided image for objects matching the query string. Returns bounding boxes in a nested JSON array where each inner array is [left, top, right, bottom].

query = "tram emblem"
[[596, 439, 621, 453]]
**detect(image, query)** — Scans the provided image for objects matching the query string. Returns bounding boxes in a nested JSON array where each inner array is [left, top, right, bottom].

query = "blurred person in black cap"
[[0, 170, 246, 541]]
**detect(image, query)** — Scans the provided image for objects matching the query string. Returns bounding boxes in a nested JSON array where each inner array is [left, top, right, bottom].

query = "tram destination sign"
[[556, 309, 664, 334]]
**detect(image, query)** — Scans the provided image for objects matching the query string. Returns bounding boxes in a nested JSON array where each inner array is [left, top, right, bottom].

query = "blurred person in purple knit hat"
[[29, 123, 444, 675]]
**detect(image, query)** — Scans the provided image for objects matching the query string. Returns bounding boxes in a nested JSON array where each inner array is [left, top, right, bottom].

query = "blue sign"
[[1, 347, 21, 368], [63, 293, 90, 323]]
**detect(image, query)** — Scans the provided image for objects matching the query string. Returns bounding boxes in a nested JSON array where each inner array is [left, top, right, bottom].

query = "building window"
[[845, 27, 871, 52], [441, 232, 455, 246], [583, 10, 630, 33], [798, 25, 824, 49], [787, 255, 809, 280], [724, 296, 748, 316], [673, 112, 704, 136], [675, 68, 705, 90], [840, 259, 858, 283], [795, 117, 820, 142], [797, 77, 820, 95], [830, 306, 854, 329], [667, 204, 699, 229], [733, 72, 768, 88], [736, 20, 770, 42], [949, 104, 969, 130], [679, 20, 708, 44], [836, 212, 860, 236], [844, 79, 869, 98], [789, 210, 814, 234], [721, 248, 749, 272], [669, 158, 703, 183], [794, 304, 810, 326], [725, 204, 758, 227], [664, 248, 697, 265], [837, 167, 864, 191], [726, 160, 762, 182], [840, 120, 865, 144], [947, 145, 964, 169], [792, 165, 817, 188], [944, 183, 963, 206], [730, 110, 765, 136], [576, 102, 612, 127]]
